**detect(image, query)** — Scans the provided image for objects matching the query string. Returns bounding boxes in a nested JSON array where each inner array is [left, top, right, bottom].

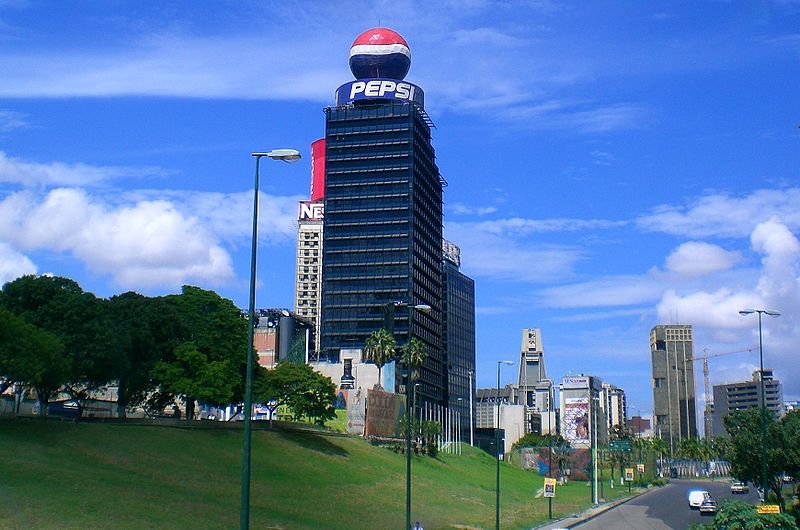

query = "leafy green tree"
[[724, 408, 800, 508], [155, 286, 248, 418], [0, 306, 67, 415], [0, 275, 113, 416], [253, 362, 336, 425], [364, 328, 396, 388], [688, 500, 798, 530], [107, 292, 181, 417], [511, 433, 567, 450], [422, 420, 441, 457], [608, 423, 632, 481]]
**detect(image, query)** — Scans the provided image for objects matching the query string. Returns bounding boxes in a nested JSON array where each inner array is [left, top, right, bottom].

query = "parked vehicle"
[[699, 499, 718, 515], [730, 481, 749, 494], [688, 490, 710, 509]]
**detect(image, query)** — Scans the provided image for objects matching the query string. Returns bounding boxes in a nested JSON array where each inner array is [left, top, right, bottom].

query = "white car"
[[688, 490, 710, 509], [699, 499, 718, 514], [730, 481, 749, 494]]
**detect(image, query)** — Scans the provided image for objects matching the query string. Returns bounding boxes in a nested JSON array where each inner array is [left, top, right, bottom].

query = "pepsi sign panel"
[[335, 78, 424, 108]]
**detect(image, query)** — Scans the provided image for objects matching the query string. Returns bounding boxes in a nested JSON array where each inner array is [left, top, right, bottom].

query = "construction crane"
[[688, 347, 754, 439]]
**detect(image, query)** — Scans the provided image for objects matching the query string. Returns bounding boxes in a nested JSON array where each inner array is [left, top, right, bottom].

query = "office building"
[[442, 240, 476, 441], [253, 309, 313, 368], [319, 28, 446, 405], [651, 324, 698, 455], [602, 382, 627, 432], [711, 369, 785, 437], [517, 328, 555, 434]]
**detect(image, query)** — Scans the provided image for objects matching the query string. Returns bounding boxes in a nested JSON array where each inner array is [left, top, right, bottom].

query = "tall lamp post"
[[496, 360, 513, 530], [398, 301, 432, 530], [739, 308, 780, 503], [468, 368, 475, 446], [241, 149, 301, 530]]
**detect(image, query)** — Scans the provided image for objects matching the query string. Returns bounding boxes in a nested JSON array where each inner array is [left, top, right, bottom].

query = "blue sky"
[[1, 1, 799, 426]]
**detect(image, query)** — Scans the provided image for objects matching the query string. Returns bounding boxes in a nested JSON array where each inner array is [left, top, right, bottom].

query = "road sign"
[[757, 504, 781, 514], [609, 440, 632, 452], [636, 464, 645, 474], [544, 478, 556, 498], [624, 468, 634, 482]]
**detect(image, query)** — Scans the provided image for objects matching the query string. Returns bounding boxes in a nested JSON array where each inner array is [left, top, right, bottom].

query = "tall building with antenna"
[[518, 328, 555, 434], [650, 324, 697, 456]]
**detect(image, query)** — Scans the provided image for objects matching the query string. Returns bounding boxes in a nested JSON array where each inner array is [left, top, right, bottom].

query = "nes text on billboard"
[[298, 201, 324, 221], [335, 78, 424, 108]]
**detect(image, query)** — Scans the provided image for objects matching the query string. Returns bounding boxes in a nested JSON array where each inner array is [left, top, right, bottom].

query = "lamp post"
[[496, 360, 513, 530], [241, 149, 300, 530], [468, 369, 475, 446], [739, 308, 780, 503], [398, 302, 431, 530]]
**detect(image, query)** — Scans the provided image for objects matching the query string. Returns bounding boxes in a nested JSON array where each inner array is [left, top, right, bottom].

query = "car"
[[688, 490, 710, 509], [730, 481, 749, 494], [699, 499, 718, 515]]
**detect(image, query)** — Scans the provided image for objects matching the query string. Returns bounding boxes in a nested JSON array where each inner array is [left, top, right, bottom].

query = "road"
[[574, 479, 760, 529]]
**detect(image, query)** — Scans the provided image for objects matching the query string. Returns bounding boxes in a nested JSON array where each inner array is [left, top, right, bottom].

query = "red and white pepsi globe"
[[349, 28, 411, 80]]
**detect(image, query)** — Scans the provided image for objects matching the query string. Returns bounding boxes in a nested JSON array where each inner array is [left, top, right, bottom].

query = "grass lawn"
[[0, 418, 615, 529]]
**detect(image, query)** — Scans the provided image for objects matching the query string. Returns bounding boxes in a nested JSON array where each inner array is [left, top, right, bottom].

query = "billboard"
[[298, 201, 324, 221], [335, 78, 424, 108], [310, 138, 325, 201], [346, 387, 366, 435], [364, 388, 404, 438], [563, 397, 590, 445], [561, 376, 590, 389]]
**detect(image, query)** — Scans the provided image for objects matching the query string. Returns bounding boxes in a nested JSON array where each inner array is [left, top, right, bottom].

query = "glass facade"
[[320, 100, 445, 405], [443, 257, 476, 440]]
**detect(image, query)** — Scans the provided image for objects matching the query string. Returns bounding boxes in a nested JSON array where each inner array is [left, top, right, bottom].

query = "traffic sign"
[[758, 504, 781, 514], [624, 468, 634, 482], [544, 478, 556, 498], [609, 440, 632, 452]]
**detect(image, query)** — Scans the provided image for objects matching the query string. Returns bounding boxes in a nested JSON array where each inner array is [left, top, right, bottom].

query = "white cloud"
[[0, 242, 36, 286], [538, 275, 664, 308], [466, 217, 626, 235], [0, 150, 169, 187], [0, 188, 234, 289], [664, 241, 742, 277], [447, 203, 497, 216], [0, 110, 26, 131], [637, 188, 800, 238]]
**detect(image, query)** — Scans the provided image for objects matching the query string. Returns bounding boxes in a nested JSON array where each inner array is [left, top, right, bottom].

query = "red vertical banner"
[[310, 138, 326, 201]]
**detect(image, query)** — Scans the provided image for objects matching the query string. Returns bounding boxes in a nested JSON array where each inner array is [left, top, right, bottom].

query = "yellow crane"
[[689, 347, 754, 439]]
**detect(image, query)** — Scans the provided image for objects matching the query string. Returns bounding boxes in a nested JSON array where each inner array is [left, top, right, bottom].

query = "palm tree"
[[364, 328, 396, 388], [401, 337, 428, 382]]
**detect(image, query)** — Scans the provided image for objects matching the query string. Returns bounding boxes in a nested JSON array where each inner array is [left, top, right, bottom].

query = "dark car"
[[699, 499, 718, 515]]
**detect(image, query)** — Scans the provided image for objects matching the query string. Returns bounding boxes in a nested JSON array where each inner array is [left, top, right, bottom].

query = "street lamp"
[[739, 308, 780, 503], [241, 149, 301, 530], [397, 301, 432, 530], [496, 360, 513, 530], [468, 369, 475, 446]]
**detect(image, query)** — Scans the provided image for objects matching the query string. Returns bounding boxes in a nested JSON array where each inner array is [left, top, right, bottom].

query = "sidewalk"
[[533, 489, 649, 529]]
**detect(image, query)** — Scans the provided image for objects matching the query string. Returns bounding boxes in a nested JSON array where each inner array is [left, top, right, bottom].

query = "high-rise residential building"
[[319, 28, 446, 405], [650, 324, 697, 455], [294, 139, 326, 354], [711, 369, 785, 437], [602, 382, 627, 433], [517, 328, 555, 434], [442, 240, 476, 441]]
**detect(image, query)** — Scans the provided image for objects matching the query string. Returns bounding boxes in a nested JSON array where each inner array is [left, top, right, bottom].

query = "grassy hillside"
[[0, 419, 601, 529]]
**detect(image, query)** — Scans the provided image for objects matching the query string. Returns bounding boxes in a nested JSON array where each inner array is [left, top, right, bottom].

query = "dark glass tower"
[[442, 244, 476, 440], [320, 99, 445, 405]]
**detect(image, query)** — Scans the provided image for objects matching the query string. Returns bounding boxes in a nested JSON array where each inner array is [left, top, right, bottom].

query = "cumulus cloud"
[[664, 241, 742, 277], [637, 188, 800, 238], [0, 150, 169, 187], [0, 242, 36, 286], [0, 188, 234, 289]]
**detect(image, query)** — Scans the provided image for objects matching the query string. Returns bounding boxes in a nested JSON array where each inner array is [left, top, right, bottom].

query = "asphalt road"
[[574, 479, 760, 529]]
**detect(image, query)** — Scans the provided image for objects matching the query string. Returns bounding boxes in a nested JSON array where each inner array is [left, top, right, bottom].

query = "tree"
[[155, 286, 248, 418], [253, 362, 336, 425], [511, 433, 567, 450], [688, 500, 798, 530], [0, 275, 115, 417], [0, 306, 67, 415], [401, 337, 428, 382], [107, 292, 181, 417], [363, 328, 396, 388], [724, 408, 800, 508]]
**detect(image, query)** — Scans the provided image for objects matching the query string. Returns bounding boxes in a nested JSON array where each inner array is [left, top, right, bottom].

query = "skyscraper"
[[442, 240, 475, 439], [650, 324, 697, 455], [711, 369, 784, 437], [517, 328, 555, 434], [319, 28, 446, 405]]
